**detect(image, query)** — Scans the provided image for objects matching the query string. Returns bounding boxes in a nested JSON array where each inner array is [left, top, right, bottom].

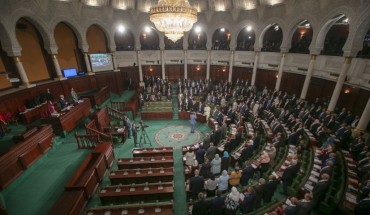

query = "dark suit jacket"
[[312, 180, 330, 199], [189, 175, 204, 196], [296, 201, 313, 215], [284, 205, 298, 215], [264, 180, 278, 202], [192, 199, 210, 215], [282, 164, 299, 184]]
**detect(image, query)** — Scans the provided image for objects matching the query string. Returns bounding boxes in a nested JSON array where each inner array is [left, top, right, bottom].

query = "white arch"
[[0, 19, 21, 56], [9, 8, 56, 54], [207, 21, 233, 50], [233, 20, 258, 50], [310, 6, 354, 54], [283, 13, 318, 52], [343, 4, 370, 57], [49, 15, 85, 52], [82, 19, 115, 52], [256, 17, 286, 51]]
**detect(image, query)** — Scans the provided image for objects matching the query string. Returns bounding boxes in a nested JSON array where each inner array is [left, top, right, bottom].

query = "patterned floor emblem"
[[155, 125, 201, 149]]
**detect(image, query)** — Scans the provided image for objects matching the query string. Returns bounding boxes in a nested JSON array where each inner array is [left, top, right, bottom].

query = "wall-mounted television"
[[89, 53, 114, 73], [62, 68, 78, 78]]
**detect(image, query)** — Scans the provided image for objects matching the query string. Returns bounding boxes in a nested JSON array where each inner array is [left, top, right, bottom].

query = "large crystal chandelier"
[[149, 0, 198, 42]]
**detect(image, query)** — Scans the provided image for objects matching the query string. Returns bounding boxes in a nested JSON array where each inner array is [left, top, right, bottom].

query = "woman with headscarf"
[[221, 151, 230, 172], [211, 153, 222, 175], [224, 186, 241, 215], [218, 170, 230, 193]]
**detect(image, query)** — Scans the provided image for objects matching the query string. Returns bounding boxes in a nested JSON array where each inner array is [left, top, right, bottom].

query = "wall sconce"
[[196, 66, 200, 71], [344, 88, 351, 94], [276, 74, 278, 79], [149, 67, 153, 72]]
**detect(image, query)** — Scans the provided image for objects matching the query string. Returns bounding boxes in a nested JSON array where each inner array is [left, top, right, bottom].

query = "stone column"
[[356, 97, 370, 131], [51, 54, 65, 80], [300, 55, 316, 99], [112, 52, 120, 72], [137, 50, 143, 82], [328, 57, 352, 111], [251, 51, 259, 86], [275, 52, 286, 91], [161, 50, 166, 79], [206, 50, 211, 80], [13, 56, 35, 88], [184, 50, 188, 79], [228, 50, 234, 82], [83, 52, 94, 75]]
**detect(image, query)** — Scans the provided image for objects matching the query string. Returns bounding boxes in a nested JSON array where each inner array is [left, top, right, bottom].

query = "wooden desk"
[[93, 142, 115, 168], [132, 147, 173, 157], [48, 190, 86, 215], [178, 112, 207, 123], [117, 156, 174, 169], [0, 125, 53, 190], [99, 182, 174, 205], [86, 202, 174, 215], [79, 86, 109, 107], [41, 99, 91, 135], [141, 111, 173, 120], [19, 102, 48, 124], [109, 167, 174, 185], [49, 142, 113, 215], [124, 98, 139, 118], [65, 153, 106, 198]]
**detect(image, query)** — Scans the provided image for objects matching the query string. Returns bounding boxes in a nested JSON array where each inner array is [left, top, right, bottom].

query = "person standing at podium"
[[190, 112, 197, 133]]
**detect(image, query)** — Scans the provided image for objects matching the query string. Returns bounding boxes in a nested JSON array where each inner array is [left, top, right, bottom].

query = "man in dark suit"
[[263, 175, 278, 203], [296, 193, 313, 215], [281, 160, 299, 195], [312, 173, 330, 209], [189, 169, 204, 200], [284, 197, 299, 215], [195, 145, 205, 164], [320, 160, 333, 177], [203, 133, 211, 150]]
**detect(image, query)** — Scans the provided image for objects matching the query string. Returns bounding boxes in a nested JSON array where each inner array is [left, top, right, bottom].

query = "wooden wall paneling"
[[255, 69, 277, 90], [165, 65, 183, 82], [210, 65, 229, 83], [280, 72, 305, 96], [306, 77, 335, 103], [143, 65, 161, 78], [232, 67, 253, 83], [188, 65, 206, 80]]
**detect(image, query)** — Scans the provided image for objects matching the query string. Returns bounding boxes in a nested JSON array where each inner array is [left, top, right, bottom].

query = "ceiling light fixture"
[[149, 0, 198, 42]]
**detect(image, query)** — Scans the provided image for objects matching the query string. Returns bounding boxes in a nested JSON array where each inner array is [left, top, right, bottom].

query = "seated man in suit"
[[296, 193, 313, 215]]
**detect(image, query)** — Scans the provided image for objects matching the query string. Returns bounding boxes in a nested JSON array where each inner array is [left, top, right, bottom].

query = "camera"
[[139, 120, 149, 130]]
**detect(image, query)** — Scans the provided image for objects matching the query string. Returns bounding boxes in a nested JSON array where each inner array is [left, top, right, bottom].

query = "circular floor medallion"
[[155, 125, 201, 149]]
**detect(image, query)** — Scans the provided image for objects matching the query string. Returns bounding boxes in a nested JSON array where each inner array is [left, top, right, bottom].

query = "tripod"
[[139, 127, 152, 147]]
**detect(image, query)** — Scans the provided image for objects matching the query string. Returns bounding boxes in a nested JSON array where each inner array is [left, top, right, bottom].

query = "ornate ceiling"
[[68, 0, 289, 11]]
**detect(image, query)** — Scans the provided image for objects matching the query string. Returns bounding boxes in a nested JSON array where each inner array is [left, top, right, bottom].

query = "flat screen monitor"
[[89, 53, 114, 73], [62, 68, 78, 78]]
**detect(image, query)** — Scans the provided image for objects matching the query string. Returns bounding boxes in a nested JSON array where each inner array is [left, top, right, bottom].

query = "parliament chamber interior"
[[0, 0, 370, 215]]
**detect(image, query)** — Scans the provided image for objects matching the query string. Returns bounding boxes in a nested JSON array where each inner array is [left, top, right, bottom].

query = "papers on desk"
[[251, 164, 258, 169], [314, 158, 321, 165], [272, 171, 279, 179], [304, 184, 313, 192], [309, 176, 318, 183], [313, 164, 321, 170], [285, 199, 293, 206], [311, 170, 320, 177]]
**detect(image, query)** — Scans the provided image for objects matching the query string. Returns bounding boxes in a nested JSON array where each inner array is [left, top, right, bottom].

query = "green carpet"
[[0, 90, 211, 215]]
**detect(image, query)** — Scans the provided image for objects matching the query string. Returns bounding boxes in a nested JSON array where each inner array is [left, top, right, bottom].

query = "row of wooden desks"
[[117, 156, 174, 169], [86, 202, 174, 215], [110, 167, 174, 185], [99, 182, 174, 205], [132, 147, 173, 157], [41, 99, 91, 135], [178, 111, 207, 123]]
